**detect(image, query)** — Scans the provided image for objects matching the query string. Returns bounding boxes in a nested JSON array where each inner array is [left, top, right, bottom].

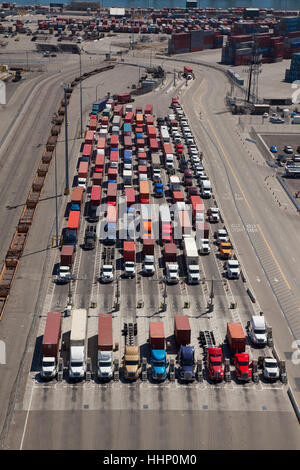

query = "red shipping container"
[[60, 245, 74, 266], [67, 211, 80, 230], [124, 241, 135, 262], [82, 144, 92, 159], [97, 137, 106, 150], [144, 104, 153, 115], [93, 172, 103, 186], [42, 312, 62, 358], [174, 315, 191, 346], [143, 237, 154, 255], [149, 322, 165, 350], [110, 135, 119, 148], [98, 314, 113, 351], [78, 161, 89, 179], [124, 136, 133, 148], [71, 187, 83, 207], [164, 243, 177, 262], [145, 115, 154, 125], [125, 187, 135, 207], [90, 185, 101, 206], [227, 322, 246, 354], [85, 130, 95, 145]]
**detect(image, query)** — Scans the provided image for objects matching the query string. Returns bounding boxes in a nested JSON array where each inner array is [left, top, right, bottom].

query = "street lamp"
[[79, 48, 83, 138], [61, 82, 69, 195]]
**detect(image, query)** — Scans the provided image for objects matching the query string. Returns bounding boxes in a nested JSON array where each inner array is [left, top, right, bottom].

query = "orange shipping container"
[[67, 210, 80, 230]]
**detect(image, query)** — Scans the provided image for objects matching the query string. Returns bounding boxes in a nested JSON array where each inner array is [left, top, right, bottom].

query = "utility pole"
[[62, 83, 69, 195], [54, 145, 59, 245], [162, 279, 167, 311], [79, 49, 83, 137], [173, 69, 176, 86]]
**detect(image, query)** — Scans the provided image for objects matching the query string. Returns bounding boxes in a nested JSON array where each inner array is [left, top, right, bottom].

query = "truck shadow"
[[31, 335, 43, 380]]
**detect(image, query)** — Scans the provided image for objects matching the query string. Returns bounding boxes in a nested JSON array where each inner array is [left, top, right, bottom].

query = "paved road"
[[2, 43, 300, 450]]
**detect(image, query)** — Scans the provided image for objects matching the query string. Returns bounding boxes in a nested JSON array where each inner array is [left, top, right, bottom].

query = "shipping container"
[[174, 315, 191, 346], [125, 187, 135, 207], [67, 211, 80, 231], [144, 104, 153, 115], [85, 130, 95, 145], [107, 204, 117, 224], [172, 191, 184, 203], [90, 185, 101, 206], [110, 134, 119, 148], [93, 172, 103, 186], [164, 243, 177, 262], [227, 322, 246, 354], [147, 125, 157, 138], [124, 241, 135, 262], [124, 112, 134, 123], [97, 137, 106, 150], [98, 314, 113, 351], [71, 187, 84, 208], [107, 182, 117, 206], [114, 104, 123, 116], [60, 245, 75, 267], [82, 144, 93, 159], [149, 322, 165, 350], [42, 312, 62, 358], [139, 180, 150, 203], [78, 161, 89, 179], [142, 237, 154, 255]]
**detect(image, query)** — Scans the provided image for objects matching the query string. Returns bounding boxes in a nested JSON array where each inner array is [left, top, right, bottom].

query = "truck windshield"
[[71, 362, 83, 367], [254, 329, 266, 334], [99, 361, 111, 367], [211, 360, 222, 366], [238, 361, 249, 366], [125, 360, 138, 366], [153, 361, 166, 367], [265, 361, 276, 368], [43, 360, 55, 367]]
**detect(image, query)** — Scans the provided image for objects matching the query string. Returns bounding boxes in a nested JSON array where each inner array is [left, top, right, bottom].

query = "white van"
[[201, 179, 211, 198]]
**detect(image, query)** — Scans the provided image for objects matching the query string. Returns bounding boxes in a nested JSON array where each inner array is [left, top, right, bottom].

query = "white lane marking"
[[19, 383, 34, 450]]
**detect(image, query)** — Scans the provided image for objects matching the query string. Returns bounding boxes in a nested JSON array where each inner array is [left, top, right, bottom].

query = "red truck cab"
[[207, 347, 224, 381], [234, 353, 252, 382]]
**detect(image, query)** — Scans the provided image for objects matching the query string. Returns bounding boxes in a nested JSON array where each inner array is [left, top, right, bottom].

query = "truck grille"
[[268, 372, 277, 377], [157, 373, 163, 379], [214, 372, 220, 379], [184, 372, 192, 380], [241, 372, 249, 380]]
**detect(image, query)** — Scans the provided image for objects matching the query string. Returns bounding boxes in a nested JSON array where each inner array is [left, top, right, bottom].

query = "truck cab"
[[154, 182, 164, 197], [143, 255, 155, 276], [178, 346, 195, 381], [100, 264, 114, 283], [56, 265, 72, 284], [166, 263, 179, 284], [199, 239, 210, 255], [84, 225, 96, 249], [219, 241, 232, 259], [69, 346, 85, 380], [249, 315, 267, 347], [123, 345, 140, 381], [151, 349, 168, 381], [124, 261, 135, 278], [234, 353, 252, 381], [216, 229, 228, 245], [207, 347, 224, 381], [227, 260, 240, 279], [187, 264, 200, 284], [41, 356, 57, 379], [98, 350, 113, 380], [262, 357, 279, 381]]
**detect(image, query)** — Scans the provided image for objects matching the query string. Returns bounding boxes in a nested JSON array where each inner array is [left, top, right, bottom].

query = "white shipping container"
[[70, 309, 87, 346]]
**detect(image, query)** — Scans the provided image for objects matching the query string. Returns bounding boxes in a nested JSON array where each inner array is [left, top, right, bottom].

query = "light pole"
[[79, 49, 83, 137], [54, 145, 59, 246], [62, 82, 70, 195]]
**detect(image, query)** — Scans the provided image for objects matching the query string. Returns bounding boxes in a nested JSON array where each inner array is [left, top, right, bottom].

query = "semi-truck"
[[97, 314, 113, 380], [227, 322, 252, 382], [174, 316, 195, 382], [183, 237, 200, 284], [123, 323, 140, 381], [149, 322, 168, 382], [123, 241, 135, 278], [69, 309, 87, 381], [41, 312, 62, 380], [164, 243, 179, 284]]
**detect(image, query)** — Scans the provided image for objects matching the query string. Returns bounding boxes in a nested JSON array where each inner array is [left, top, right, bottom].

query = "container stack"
[[190, 29, 203, 52], [285, 52, 300, 82]]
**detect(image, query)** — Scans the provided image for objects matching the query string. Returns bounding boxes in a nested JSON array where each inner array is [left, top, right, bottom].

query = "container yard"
[[1, 0, 300, 454]]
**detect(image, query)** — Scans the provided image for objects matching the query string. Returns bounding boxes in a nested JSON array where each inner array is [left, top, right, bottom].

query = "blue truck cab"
[[151, 349, 168, 382], [70, 203, 80, 212], [62, 228, 77, 250], [178, 346, 195, 382], [154, 182, 164, 198]]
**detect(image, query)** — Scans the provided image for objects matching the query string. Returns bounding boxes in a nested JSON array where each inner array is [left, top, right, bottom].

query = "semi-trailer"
[[149, 322, 168, 382], [41, 312, 62, 380], [227, 322, 252, 382], [69, 309, 87, 381], [97, 314, 113, 380], [183, 237, 200, 284], [123, 241, 135, 278]]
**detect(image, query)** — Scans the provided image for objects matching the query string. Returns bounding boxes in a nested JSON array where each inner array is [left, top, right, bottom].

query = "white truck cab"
[[143, 255, 155, 275], [227, 259, 240, 279], [263, 357, 279, 381], [249, 315, 267, 346], [166, 263, 179, 284], [41, 357, 57, 379], [101, 264, 114, 283], [98, 350, 113, 380], [124, 261, 135, 278], [56, 265, 72, 284], [188, 264, 200, 284], [199, 239, 210, 255]]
